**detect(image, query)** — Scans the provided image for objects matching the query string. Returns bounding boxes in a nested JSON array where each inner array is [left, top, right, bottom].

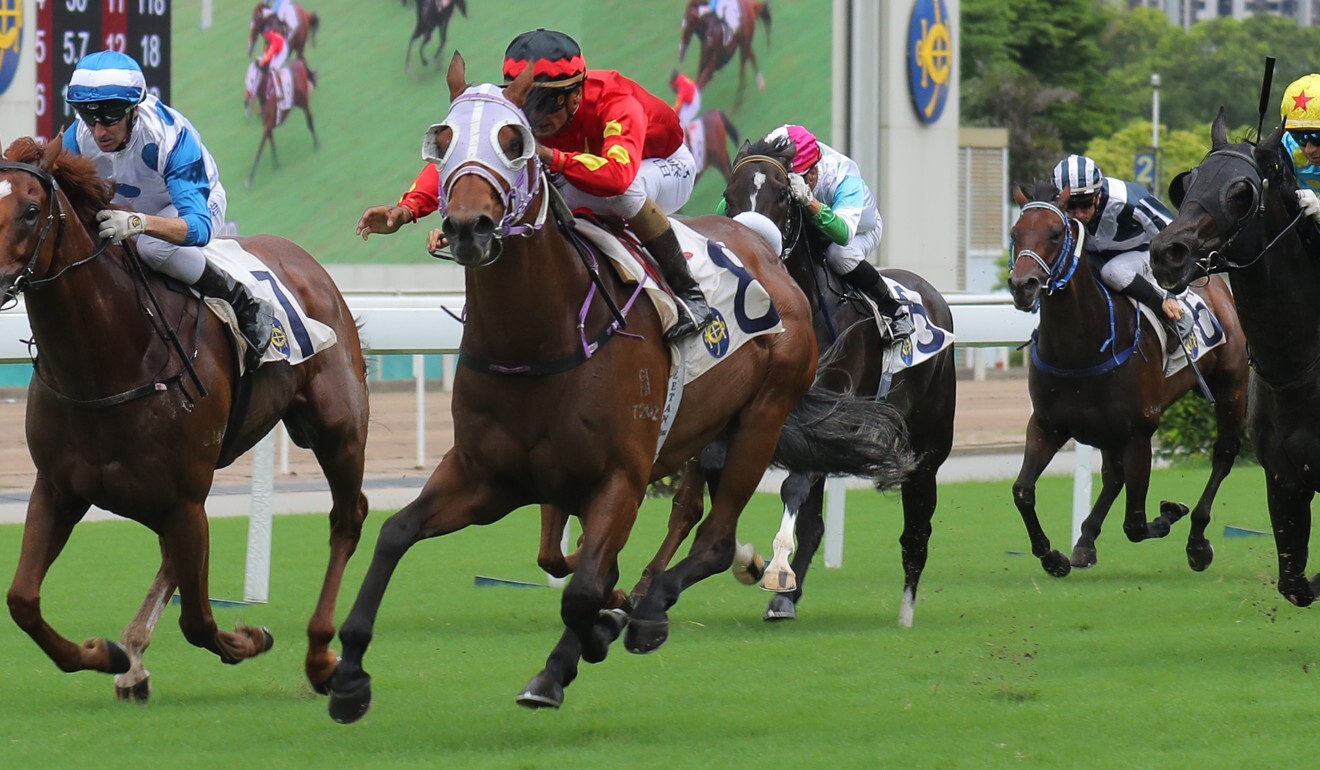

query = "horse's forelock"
[[4, 138, 111, 223], [735, 134, 793, 168]]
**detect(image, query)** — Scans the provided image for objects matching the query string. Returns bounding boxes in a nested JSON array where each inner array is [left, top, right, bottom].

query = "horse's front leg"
[[5, 479, 125, 676], [1070, 449, 1124, 569], [1178, 398, 1243, 571], [1011, 416, 1070, 577], [537, 505, 576, 578], [1265, 477, 1318, 607], [114, 547, 177, 702], [630, 458, 706, 603]]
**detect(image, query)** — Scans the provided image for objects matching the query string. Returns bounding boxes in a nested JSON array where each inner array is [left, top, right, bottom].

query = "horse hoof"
[[516, 674, 564, 710], [583, 608, 629, 664], [1069, 546, 1097, 569], [759, 567, 797, 593], [114, 674, 151, 703], [327, 675, 373, 724], [103, 640, 132, 674], [1187, 540, 1214, 572], [1160, 501, 1190, 525], [260, 627, 275, 653], [624, 616, 670, 654], [1040, 551, 1072, 578], [763, 594, 797, 622]]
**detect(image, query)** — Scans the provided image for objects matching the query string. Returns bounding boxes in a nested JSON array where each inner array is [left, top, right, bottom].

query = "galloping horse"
[[1151, 110, 1320, 606], [679, 0, 772, 109], [246, 59, 319, 188], [0, 137, 370, 701], [248, 2, 320, 61], [720, 139, 956, 625], [1008, 182, 1248, 577], [689, 109, 740, 184], [324, 53, 910, 722], [405, 0, 467, 70]]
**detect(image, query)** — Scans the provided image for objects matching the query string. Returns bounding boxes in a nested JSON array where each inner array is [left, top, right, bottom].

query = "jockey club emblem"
[[271, 318, 291, 357], [0, 0, 21, 97], [906, 0, 951, 125], [700, 307, 731, 359]]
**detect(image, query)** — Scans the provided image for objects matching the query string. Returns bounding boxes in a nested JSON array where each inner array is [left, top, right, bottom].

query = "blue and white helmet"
[[66, 51, 147, 105], [1051, 154, 1104, 196]]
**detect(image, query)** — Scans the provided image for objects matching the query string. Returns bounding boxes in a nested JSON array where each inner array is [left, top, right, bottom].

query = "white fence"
[[2, 293, 1082, 601]]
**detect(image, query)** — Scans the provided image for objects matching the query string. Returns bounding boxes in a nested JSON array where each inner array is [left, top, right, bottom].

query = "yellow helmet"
[[1281, 74, 1320, 128]]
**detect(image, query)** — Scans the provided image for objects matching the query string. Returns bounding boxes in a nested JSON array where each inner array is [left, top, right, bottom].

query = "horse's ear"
[[446, 51, 468, 103], [1167, 170, 1193, 209], [1011, 183, 1028, 207], [1211, 106, 1229, 148], [1058, 186, 1072, 208], [504, 60, 535, 108]]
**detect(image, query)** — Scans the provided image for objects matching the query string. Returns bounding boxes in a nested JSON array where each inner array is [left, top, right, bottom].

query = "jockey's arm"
[[156, 130, 216, 247]]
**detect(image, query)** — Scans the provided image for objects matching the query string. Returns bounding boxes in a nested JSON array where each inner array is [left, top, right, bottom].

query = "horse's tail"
[[720, 111, 740, 145], [756, 2, 772, 47], [308, 13, 320, 47], [305, 63, 319, 90]]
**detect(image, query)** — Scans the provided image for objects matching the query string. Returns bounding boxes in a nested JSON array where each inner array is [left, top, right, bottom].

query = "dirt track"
[[0, 372, 1031, 493]]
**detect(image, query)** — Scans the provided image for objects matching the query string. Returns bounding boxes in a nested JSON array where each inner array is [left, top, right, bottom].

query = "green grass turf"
[[171, 0, 829, 265], [1, 464, 1312, 768]]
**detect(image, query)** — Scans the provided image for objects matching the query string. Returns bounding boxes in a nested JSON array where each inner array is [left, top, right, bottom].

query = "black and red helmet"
[[503, 29, 586, 89]]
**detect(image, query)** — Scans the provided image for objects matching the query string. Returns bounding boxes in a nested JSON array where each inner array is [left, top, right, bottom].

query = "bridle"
[[0, 160, 89, 308], [1180, 144, 1302, 274], [1011, 200, 1082, 310], [729, 153, 803, 260]]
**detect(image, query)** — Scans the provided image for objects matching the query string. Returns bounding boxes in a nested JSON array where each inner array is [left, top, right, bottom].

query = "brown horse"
[[689, 108, 740, 183], [680, 0, 771, 109], [1151, 112, 1320, 607], [246, 59, 319, 188], [248, 2, 320, 61], [0, 137, 369, 701], [405, 0, 467, 70], [323, 53, 909, 722], [1007, 183, 1248, 577]]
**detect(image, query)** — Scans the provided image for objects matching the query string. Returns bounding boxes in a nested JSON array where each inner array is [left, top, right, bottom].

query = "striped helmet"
[[66, 51, 147, 105], [1051, 155, 1104, 196], [1281, 74, 1320, 129]]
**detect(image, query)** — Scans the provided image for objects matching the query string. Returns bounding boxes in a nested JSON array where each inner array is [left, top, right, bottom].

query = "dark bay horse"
[[246, 59, 318, 188], [720, 139, 956, 626], [323, 53, 910, 722], [248, 2, 319, 61], [1151, 111, 1320, 606], [679, 0, 771, 109], [1008, 182, 1248, 577], [405, 0, 467, 70], [0, 137, 369, 701], [690, 109, 740, 184]]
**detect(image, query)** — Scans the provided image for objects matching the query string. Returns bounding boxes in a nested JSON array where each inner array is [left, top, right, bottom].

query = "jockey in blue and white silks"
[[1051, 154, 1181, 329], [62, 50, 273, 369]]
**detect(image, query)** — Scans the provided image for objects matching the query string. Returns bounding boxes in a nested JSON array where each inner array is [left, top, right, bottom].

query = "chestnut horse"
[[1008, 182, 1248, 577], [0, 137, 369, 701], [679, 0, 772, 109], [246, 59, 319, 188], [1151, 111, 1320, 607], [248, 2, 320, 61], [719, 139, 956, 626], [689, 108, 740, 184], [405, 0, 468, 70], [323, 53, 910, 722]]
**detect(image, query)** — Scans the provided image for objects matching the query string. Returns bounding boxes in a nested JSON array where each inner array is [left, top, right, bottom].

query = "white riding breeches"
[[1097, 249, 1156, 293], [134, 195, 227, 285], [554, 143, 697, 217], [823, 223, 884, 274]]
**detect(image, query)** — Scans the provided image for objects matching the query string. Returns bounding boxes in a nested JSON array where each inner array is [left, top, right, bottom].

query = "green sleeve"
[[715, 197, 727, 216], [812, 203, 851, 245]]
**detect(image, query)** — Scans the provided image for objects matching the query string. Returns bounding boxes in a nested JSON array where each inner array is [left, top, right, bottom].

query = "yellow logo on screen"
[[0, 0, 21, 52]]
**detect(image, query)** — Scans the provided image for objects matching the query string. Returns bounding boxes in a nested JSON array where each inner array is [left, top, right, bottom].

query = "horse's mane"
[[733, 133, 794, 168], [3, 137, 114, 226]]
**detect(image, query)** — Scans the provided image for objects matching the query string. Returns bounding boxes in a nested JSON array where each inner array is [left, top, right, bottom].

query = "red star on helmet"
[[1294, 90, 1314, 112]]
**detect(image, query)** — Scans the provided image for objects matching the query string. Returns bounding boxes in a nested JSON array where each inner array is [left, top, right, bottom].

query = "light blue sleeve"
[[160, 128, 214, 246], [826, 175, 866, 241]]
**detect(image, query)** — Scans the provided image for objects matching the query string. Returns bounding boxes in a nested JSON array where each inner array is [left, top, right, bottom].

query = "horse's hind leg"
[[537, 505, 577, 578], [1012, 417, 1071, 577], [895, 469, 940, 627], [1070, 449, 1124, 569], [303, 106, 319, 150], [763, 476, 823, 621], [1178, 399, 1243, 571], [1119, 435, 1171, 543], [114, 551, 176, 702], [629, 458, 706, 603], [6, 480, 127, 676]]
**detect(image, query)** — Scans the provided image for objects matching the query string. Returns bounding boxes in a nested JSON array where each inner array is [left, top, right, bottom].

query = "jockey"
[[63, 51, 274, 369], [258, 25, 289, 104], [724, 124, 913, 341], [1050, 154, 1183, 330], [1280, 73, 1320, 224], [262, 0, 299, 40], [699, 0, 740, 46], [670, 69, 701, 127], [357, 29, 710, 342]]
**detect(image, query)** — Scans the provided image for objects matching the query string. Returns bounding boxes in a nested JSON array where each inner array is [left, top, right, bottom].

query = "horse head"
[[1150, 107, 1288, 293], [426, 52, 542, 267], [724, 135, 801, 258], [1007, 181, 1083, 312], [0, 137, 109, 303]]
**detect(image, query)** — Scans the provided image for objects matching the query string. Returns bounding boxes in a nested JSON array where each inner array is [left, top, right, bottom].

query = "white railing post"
[[414, 354, 426, 469], [244, 430, 276, 604], [824, 477, 846, 567], [1071, 443, 1093, 549]]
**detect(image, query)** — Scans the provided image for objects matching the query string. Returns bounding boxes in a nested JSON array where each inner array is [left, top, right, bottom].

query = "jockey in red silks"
[[670, 69, 701, 127]]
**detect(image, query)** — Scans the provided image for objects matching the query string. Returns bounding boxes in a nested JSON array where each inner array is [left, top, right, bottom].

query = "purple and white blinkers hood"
[[422, 83, 545, 240]]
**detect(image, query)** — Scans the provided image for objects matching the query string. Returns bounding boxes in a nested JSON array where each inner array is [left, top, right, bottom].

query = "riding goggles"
[[1290, 129, 1320, 145], [1065, 193, 1098, 211], [74, 103, 134, 127], [522, 85, 577, 116]]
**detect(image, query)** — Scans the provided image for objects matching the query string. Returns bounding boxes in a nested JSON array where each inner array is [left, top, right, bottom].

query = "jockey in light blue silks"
[[63, 51, 274, 368]]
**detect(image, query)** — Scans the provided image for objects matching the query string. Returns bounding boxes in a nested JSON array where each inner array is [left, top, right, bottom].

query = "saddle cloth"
[[879, 276, 956, 372], [571, 217, 784, 384], [1134, 291, 1226, 377], [202, 239, 339, 368]]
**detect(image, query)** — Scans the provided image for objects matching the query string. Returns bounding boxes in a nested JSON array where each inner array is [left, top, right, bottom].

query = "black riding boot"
[[840, 261, 913, 341], [1125, 275, 1191, 340], [645, 226, 714, 342], [194, 262, 276, 370]]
